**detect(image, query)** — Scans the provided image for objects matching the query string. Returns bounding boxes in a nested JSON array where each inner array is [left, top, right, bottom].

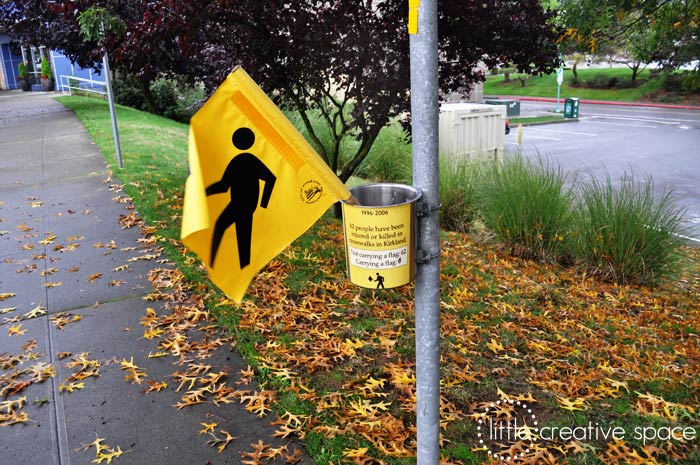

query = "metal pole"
[[556, 83, 561, 113], [102, 50, 123, 168], [409, 0, 440, 464]]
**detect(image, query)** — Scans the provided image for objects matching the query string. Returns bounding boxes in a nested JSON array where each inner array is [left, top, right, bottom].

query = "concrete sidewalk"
[[0, 91, 309, 465]]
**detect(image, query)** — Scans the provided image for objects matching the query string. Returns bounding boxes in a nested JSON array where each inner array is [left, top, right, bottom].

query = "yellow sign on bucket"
[[341, 184, 422, 289]]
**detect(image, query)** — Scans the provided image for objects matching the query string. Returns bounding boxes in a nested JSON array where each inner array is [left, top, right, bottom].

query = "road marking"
[[517, 133, 563, 141], [583, 106, 700, 118], [589, 114, 688, 125], [583, 120, 658, 128], [527, 127, 598, 136]]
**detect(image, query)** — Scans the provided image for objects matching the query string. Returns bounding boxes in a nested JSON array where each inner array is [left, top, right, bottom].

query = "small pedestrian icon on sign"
[[206, 127, 277, 269], [368, 272, 386, 289]]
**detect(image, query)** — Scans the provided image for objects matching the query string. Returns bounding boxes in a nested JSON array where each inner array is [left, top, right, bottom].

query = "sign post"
[[556, 67, 564, 113], [409, 0, 441, 463], [102, 49, 123, 169]]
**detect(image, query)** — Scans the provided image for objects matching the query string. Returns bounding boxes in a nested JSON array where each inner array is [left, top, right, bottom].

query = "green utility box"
[[484, 99, 520, 117], [564, 97, 579, 118]]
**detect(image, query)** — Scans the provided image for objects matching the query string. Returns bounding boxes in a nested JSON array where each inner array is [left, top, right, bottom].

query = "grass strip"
[[58, 95, 700, 465]]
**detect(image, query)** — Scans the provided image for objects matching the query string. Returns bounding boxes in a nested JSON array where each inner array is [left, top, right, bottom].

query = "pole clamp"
[[416, 248, 441, 264], [416, 195, 442, 218]]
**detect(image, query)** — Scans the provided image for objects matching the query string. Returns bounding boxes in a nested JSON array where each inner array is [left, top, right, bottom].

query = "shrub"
[[573, 173, 686, 285], [40, 56, 52, 79], [476, 153, 574, 262], [661, 72, 684, 92], [18, 61, 27, 79], [614, 78, 637, 89], [682, 71, 700, 94], [112, 74, 147, 111], [439, 157, 479, 233], [356, 123, 411, 184], [584, 74, 616, 89], [112, 74, 205, 123]]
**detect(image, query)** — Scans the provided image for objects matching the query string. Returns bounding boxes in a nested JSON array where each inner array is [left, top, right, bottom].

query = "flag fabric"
[[181, 67, 351, 303]]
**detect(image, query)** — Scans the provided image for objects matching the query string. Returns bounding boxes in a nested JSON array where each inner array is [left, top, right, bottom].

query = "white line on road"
[[589, 114, 688, 125], [507, 134, 563, 141], [582, 106, 700, 118], [526, 127, 598, 136], [583, 120, 658, 128]]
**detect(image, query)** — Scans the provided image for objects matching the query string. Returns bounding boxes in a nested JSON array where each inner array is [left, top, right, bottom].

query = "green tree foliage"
[[559, 0, 700, 71]]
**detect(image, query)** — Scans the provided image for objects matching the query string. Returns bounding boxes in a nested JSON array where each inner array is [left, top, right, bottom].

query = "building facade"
[[1, 34, 102, 91]]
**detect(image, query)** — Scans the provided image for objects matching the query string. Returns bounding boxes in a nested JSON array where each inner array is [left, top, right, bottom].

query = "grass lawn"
[[484, 67, 664, 101], [510, 114, 566, 125], [58, 95, 700, 465]]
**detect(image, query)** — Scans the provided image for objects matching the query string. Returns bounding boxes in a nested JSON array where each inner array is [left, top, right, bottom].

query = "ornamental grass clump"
[[574, 172, 687, 285], [439, 156, 479, 233], [477, 153, 574, 262]]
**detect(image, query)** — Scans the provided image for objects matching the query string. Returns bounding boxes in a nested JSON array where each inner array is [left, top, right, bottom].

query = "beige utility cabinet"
[[439, 103, 506, 161]]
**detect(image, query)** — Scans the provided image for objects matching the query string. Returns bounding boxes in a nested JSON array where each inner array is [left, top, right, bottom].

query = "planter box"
[[41, 78, 54, 92]]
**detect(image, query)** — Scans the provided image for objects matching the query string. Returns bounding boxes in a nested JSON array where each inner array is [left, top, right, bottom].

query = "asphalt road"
[[507, 101, 700, 241]]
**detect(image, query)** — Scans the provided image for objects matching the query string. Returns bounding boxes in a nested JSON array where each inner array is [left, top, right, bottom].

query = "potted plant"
[[40, 56, 53, 91], [18, 61, 30, 91]]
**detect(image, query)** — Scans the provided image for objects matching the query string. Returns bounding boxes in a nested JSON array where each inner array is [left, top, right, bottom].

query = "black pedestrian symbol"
[[368, 272, 385, 289], [206, 127, 276, 269]]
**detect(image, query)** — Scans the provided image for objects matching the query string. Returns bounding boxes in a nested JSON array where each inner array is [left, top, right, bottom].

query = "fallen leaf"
[[24, 305, 47, 319], [0, 292, 16, 301], [92, 446, 124, 464], [59, 381, 85, 393], [8, 323, 27, 336], [199, 422, 218, 435]]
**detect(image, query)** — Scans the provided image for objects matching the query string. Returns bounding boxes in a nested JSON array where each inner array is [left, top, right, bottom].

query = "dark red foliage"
[[2, 1, 560, 180]]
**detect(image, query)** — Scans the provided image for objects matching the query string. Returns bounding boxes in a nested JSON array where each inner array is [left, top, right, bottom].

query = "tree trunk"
[[140, 80, 158, 115], [631, 63, 639, 83]]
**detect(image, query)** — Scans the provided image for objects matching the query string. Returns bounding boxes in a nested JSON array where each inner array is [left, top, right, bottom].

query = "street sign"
[[557, 67, 564, 86]]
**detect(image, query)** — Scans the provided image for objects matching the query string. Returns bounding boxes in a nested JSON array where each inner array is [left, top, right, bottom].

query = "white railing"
[[58, 74, 107, 96]]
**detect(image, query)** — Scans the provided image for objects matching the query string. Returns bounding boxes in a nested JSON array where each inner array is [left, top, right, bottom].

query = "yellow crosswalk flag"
[[181, 67, 351, 303]]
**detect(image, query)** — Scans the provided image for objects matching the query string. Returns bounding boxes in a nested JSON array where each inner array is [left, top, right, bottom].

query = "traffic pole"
[[102, 48, 123, 168], [409, 0, 441, 464]]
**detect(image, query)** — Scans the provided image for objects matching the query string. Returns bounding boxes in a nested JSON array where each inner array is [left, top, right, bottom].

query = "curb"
[[488, 95, 700, 111]]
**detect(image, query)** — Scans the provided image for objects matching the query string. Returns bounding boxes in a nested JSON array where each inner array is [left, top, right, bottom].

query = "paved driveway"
[[508, 101, 700, 241]]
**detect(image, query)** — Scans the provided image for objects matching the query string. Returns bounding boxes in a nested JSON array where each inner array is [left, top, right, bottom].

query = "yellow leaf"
[[147, 351, 168, 358], [119, 357, 139, 370], [92, 446, 124, 464], [556, 396, 587, 412], [0, 292, 16, 301], [38, 234, 56, 245], [343, 447, 369, 458], [139, 307, 158, 327], [486, 337, 505, 353], [88, 273, 102, 283], [143, 327, 164, 340], [59, 381, 85, 393], [91, 435, 109, 454], [24, 305, 47, 319], [8, 323, 27, 336], [199, 422, 218, 435]]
